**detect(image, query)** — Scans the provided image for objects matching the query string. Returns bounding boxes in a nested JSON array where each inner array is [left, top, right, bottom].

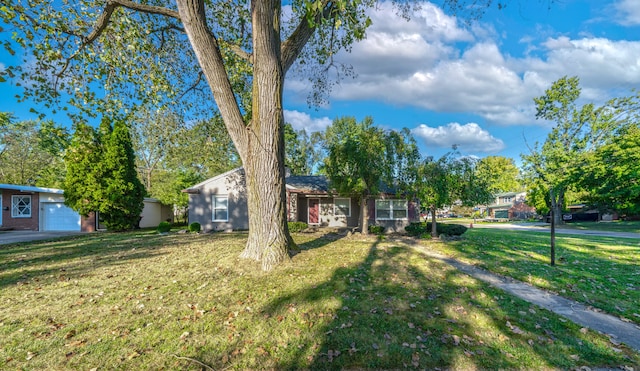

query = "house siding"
[[187, 168, 249, 232], [1, 190, 40, 230]]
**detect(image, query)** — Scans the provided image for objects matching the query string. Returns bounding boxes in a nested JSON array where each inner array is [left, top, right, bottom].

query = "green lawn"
[[557, 220, 640, 234], [432, 228, 640, 325], [1, 230, 638, 370]]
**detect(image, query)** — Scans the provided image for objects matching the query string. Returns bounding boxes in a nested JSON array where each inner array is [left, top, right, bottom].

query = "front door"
[[308, 198, 319, 225]]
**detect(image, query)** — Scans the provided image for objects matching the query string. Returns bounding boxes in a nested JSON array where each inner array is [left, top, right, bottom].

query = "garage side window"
[[12, 195, 32, 218], [213, 196, 228, 221]]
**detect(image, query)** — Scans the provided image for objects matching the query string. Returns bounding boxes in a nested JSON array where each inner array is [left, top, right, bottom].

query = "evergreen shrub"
[[157, 221, 171, 233]]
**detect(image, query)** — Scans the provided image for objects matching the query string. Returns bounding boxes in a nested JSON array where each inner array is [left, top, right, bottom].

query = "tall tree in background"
[[579, 95, 640, 216], [521, 76, 619, 265], [2, 0, 502, 270], [415, 152, 492, 237], [475, 156, 521, 194], [284, 123, 324, 175], [101, 120, 146, 231], [130, 108, 183, 191], [0, 117, 69, 186], [324, 116, 387, 235]]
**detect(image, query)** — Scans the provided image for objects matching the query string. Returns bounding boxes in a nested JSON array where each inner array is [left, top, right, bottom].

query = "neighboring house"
[[0, 183, 172, 232], [182, 167, 419, 233], [95, 198, 174, 230], [486, 191, 536, 220], [0, 184, 95, 232]]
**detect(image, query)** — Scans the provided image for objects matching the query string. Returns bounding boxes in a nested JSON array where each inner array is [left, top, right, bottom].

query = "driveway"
[[0, 230, 83, 245], [471, 222, 640, 239]]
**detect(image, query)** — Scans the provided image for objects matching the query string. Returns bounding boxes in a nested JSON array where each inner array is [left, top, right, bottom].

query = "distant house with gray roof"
[[182, 167, 419, 233]]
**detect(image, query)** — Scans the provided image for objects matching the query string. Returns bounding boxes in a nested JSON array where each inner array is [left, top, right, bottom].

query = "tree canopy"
[[2, 0, 503, 270]]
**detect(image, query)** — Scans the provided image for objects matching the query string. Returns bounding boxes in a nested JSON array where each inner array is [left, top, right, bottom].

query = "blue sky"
[[282, 0, 640, 163], [2, 0, 639, 165]]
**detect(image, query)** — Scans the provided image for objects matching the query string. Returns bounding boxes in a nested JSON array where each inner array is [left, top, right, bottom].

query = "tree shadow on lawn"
[[0, 232, 198, 289], [204, 238, 630, 370], [446, 229, 640, 324]]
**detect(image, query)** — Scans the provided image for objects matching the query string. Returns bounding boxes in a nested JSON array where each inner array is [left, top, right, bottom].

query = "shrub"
[[440, 223, 468, 236], [288, 221, 308, 233], [405, 222, 467, 237], [157, 221, 171, 233], [405, 222, 427, 237], [368, 225, 385, 235], [188, 222, 201, 233]]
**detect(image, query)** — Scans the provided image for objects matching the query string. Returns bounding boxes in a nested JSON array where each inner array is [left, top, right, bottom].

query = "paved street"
[[471, 222, 640, 239]]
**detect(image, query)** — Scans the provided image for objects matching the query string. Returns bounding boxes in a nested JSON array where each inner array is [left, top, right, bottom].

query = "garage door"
[[42, 203, 81, 231]]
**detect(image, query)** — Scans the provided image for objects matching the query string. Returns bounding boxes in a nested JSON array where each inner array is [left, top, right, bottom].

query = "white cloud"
[[286, 1, 640, 126], [411, 122, 505, 153], [283, 110, 332, 132], [613, 0, 640, 25]]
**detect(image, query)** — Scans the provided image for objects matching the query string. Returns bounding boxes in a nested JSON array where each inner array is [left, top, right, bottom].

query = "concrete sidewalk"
[[412, 244, 640, 353]]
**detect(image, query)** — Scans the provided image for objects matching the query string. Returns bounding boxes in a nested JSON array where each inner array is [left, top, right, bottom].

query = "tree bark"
[[430, 205, 438, 238], [549, 188, 557, 266], [360, 195, 369, 235], [177, 0, 295, 270]]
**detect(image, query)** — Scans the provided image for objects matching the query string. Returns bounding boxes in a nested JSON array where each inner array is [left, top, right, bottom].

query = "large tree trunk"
[[177, 0, 295, 270], [360, 195, 369, 235]]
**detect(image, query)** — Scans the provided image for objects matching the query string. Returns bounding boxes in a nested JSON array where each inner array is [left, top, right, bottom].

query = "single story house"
[[1, 183, 172, 232], [0, 184, 95, 232], [183, 167, 419, 233]]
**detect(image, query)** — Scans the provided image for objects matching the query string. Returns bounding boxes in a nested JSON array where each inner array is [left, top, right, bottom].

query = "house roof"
[[0, 183, 64, 194], [181, 167, 244, 194], [285, 175, 329, 193]]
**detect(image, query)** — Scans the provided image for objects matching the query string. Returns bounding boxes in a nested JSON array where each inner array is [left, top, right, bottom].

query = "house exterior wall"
[[1, 190, 40, 230], [140, 199, 173, 228], [187, 169, 249, 232]]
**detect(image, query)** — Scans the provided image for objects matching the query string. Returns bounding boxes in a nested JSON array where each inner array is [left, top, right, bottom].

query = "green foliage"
[[415, 151, 492, 237], [284, 123, 324, 175], [0, 116, 69, 186], [64, 118, 145, 231], [406, 222, 467, 238], [63, 123, 103, 216], [157, 221, 171, 233], [287, 221, 308, 233], [188, 222, 201, 233], [476, 156, 521, 194], [99, 120, 146, 231]]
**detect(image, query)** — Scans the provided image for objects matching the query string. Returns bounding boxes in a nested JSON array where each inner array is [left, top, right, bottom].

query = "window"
[[12, 195, 31, 218], [375, 199, 407, 220], [212, 196, 228, 221], [334, 198, 351, 217]]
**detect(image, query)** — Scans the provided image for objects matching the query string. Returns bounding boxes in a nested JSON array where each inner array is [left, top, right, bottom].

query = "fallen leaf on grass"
[[569, 354, 580, 361], [26, 352, 36, 361], [579, 327, 589, 334], [327, 349, 341, 362]]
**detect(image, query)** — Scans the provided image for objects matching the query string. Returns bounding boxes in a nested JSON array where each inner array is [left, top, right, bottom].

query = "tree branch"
[[109, 0, 181, 20], [281, 1, 334, 74]]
